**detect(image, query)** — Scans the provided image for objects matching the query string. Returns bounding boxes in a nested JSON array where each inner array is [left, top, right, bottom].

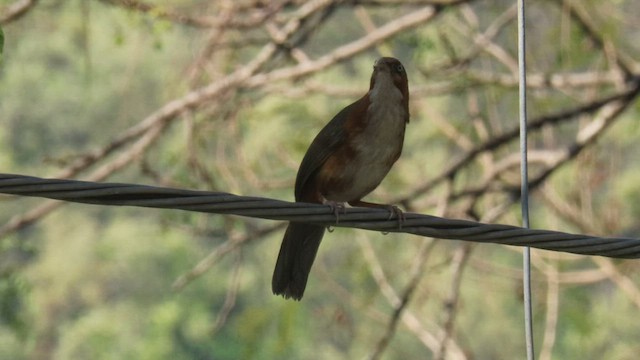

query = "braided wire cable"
[[1, 173, 639, 258]]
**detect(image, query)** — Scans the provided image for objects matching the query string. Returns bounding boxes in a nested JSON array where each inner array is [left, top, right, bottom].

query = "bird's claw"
[[323, 200, 346, 226], [387, 205, 405, 230]]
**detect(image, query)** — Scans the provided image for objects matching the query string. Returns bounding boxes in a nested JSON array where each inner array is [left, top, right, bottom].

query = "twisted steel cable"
[[1, 173, 639, 258]]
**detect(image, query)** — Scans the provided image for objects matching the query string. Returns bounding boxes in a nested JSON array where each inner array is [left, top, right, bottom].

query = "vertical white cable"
[[517, 0, 535, 359]]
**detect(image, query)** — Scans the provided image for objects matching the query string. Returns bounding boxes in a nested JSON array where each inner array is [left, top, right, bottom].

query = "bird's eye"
[[395, 64, 404, 73]]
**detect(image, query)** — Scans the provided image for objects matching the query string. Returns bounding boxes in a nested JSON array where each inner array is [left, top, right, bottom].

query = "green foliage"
[[0, 274, 29, 338], [2, 0, 640, 359]]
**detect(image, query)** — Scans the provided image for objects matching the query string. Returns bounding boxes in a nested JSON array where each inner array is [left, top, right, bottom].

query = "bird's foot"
[[348, 200, 405, 232], [323, 200, 346, 228], [379, 205, 405, 235], [386, 205, 405, 229]]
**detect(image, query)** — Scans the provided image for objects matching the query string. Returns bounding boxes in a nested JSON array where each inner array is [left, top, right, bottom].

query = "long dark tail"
[[272, 222, 325, 300]]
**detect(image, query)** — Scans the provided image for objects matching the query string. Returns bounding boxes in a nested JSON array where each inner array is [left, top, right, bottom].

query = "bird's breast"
[[319, 89, 407, 202]]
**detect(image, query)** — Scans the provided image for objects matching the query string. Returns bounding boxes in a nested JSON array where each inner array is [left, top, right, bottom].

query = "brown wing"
[[294, 95, 368, 202]]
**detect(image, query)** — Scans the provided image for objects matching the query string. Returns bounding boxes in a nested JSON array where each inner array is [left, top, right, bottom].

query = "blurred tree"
[[1, 0, 640, 359]]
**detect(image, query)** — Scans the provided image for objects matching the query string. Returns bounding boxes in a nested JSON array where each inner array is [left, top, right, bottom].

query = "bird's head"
[[370, 57, 409, 100]]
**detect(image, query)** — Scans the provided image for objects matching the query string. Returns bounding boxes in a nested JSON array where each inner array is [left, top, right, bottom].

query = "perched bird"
[[272, 57, 410, 300]]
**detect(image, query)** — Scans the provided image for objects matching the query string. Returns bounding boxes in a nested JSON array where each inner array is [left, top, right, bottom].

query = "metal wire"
[[2, 173, 640, 259], [517, 0, 535, 358]]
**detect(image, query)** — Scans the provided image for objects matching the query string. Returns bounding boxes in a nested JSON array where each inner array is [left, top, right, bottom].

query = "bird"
[[272, 57, 410, 300]]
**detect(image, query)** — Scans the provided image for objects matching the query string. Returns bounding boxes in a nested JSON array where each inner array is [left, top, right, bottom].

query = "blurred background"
[[1, 0, 640, 359]]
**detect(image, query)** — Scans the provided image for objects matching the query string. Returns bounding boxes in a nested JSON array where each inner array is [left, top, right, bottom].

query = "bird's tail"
[[272, 222, 325, 300]]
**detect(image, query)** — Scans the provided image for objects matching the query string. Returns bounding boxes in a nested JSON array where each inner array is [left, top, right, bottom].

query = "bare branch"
[[0, 0, 38, 25]]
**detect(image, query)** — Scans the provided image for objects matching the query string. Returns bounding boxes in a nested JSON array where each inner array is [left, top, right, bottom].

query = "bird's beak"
[[373, 62, 386, 72], [373, 59, 383, 71]]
